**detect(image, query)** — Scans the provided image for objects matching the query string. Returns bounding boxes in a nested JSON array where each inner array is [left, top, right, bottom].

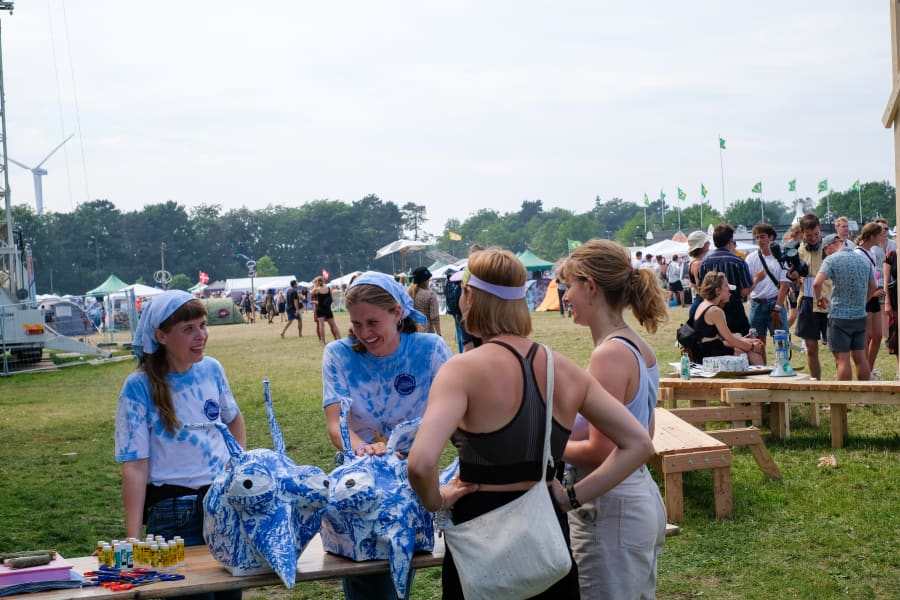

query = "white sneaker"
[[870, 369, 882, 381]]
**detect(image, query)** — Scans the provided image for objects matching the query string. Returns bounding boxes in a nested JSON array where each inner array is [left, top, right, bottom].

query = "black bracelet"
[[566, 484, 581, 509]]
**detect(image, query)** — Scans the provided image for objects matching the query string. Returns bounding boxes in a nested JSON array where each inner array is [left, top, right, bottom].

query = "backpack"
[[675, 305, 711, 357], [445, 271, 463, 316]]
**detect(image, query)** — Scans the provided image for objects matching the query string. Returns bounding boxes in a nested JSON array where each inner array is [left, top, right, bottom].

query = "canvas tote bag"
[[440, 344, 571, 600]]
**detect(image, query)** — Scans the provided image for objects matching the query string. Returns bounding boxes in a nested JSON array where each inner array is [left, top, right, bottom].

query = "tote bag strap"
[[541, 344, 555, 474]]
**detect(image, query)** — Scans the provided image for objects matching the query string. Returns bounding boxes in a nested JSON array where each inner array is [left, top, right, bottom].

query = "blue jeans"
[[748, 297, 788, 338], [146, 496, 242, 600]]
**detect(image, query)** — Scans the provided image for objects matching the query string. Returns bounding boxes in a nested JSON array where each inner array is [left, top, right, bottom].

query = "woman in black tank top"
[[408, 248, 655, 600], [310, 276, 341, 344]]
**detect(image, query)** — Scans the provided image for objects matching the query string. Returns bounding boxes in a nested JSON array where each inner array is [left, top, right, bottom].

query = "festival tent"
[[201, 298, 244, 326], [430, 260, 468, 279], [534, 278, 561, 312], [517, 249, 553, 272], [111, 283, 165, 301], [642, 239, 688, 259], [640, 238, 759, 259], [329, 271, 363, 289], [224, 275, 297, 300], [86, 274, 128, 296]]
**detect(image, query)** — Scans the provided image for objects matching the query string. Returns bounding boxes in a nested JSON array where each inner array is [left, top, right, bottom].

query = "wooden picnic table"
[[17, 535, 444, 599], [659, 376, 900, 448]]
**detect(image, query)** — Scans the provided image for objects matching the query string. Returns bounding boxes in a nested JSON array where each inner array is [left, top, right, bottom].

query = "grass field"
[[1, 307, 899, 599]]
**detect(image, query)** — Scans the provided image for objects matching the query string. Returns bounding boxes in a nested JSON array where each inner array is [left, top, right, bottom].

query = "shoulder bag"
[[439, 344, 571, 600]]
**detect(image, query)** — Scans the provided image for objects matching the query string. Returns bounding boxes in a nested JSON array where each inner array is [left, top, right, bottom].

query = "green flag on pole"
[[567, 239, 582, 253], [851, 179, 860, 192], [660, 189, 666, 202], [788, 179, 796, 192], [643, 192, 649, 206], [700, 183, 708, 198], [719, 136, 726, 149], [677, 187, 686, 201], [752, 181, 762, 194], [818, 179, 828, 193]]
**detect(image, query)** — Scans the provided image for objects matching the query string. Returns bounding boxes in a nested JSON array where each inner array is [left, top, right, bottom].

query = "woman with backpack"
[[692, 272, 764, 364]]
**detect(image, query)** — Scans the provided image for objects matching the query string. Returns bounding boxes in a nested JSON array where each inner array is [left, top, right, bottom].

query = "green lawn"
[[1, 308, 898, 599]]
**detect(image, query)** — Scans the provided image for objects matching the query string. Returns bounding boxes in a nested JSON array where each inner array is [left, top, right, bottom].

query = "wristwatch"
[[566, 484, 581, 509]]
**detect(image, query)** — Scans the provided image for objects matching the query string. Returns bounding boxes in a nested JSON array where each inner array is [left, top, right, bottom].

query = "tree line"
[[10, 181, 895, 295]]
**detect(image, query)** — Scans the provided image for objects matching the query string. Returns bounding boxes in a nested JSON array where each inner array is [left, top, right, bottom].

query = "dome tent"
[[516, 249, 553, 272], [86, 274, 128, 296]]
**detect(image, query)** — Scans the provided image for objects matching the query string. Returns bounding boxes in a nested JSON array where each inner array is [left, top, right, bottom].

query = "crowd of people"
[[631, 216, 897, 382], [114, 216, 895, 599]]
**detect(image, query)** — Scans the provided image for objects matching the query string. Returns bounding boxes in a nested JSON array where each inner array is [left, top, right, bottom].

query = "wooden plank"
[[659, 449, 732, 474], [653, 408, 730, 454], [669, 405, 761, 425], [23, 536, 444, 599]]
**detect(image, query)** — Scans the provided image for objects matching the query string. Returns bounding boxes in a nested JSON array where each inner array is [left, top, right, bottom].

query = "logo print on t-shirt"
[[204, 399, 221, 421], [394, 374, 416, 396]]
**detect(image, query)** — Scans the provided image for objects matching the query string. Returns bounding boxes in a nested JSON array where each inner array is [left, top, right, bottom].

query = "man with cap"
[[699, 224, 754, 335], [813, 233, 876, 380]]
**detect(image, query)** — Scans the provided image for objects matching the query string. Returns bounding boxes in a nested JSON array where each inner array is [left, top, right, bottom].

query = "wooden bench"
[[650, 407, 732, 522], [668, 405, 782, 480]]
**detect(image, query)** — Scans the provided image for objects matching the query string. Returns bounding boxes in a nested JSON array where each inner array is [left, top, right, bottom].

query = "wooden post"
[[882, 0, 900, 378]]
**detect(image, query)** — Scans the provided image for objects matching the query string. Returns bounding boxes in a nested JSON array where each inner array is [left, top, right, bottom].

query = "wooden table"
[[18, 535, 444, 599], [659, 377, 900, 448]]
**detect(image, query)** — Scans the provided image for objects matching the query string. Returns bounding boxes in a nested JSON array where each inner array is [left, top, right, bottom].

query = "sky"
[[1, 1, 896, 237]]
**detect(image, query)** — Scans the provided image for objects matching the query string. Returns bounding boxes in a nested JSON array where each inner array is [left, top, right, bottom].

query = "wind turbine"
[[5, 134, 74, 215]]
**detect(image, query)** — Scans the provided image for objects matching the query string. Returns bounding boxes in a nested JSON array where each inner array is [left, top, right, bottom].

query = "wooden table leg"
[[830, 404, 848, 448], [769, 402, 790, 439], [663, 472, 684, 522], [713, 467, 733, 518], [809, 402, 820, 426]]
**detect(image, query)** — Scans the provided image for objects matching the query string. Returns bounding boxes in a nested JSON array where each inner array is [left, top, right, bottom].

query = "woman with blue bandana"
[[321, 271, 452, 600], [115, 290, 246, 586]]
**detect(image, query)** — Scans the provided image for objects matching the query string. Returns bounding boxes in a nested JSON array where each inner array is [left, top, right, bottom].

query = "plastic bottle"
[[124, 542, 134, 569], [680, 353, 691, 380]]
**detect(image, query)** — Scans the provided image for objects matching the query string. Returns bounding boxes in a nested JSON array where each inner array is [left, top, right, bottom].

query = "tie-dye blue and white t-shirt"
[[115, 356, 241, 489], [322, 333, 452, 447]]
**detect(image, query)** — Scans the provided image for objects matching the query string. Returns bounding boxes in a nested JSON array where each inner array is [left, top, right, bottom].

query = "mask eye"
[[227, 465, 275, 498]]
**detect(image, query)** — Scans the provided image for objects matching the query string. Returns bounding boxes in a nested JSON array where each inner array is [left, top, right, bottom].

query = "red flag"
[[322, 269, 330, 281], [199, 271, 210, 284]]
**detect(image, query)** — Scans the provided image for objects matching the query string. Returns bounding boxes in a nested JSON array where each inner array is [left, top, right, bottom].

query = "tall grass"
[[1, 308, 898, 599]]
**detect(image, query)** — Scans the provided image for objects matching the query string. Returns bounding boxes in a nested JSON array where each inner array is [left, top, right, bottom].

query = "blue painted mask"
[[202, 381, 329, 588], [320, 398, 434, 599]]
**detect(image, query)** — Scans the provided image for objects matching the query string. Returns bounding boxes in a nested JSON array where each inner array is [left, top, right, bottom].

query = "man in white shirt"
[[745, 223, 790, 362], [667, 254, 685, 306], [631, 251, 643, 270]]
